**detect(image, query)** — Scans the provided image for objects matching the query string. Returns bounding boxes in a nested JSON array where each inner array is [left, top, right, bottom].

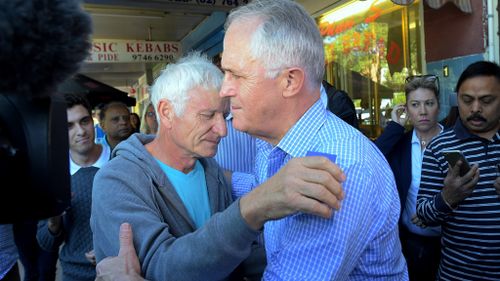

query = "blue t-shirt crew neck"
[[155, 159, 211, 229]]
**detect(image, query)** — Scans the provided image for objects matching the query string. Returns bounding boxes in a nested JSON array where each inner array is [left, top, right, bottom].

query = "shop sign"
[[85, 39, 181, 63], [160, 0, 248, 8], [319, 6, 382, 38], [320, 1, 404, 69]]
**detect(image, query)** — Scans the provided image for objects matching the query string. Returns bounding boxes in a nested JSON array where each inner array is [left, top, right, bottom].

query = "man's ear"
[[281, 67, 305, 98], [157, 99, 174, 129]]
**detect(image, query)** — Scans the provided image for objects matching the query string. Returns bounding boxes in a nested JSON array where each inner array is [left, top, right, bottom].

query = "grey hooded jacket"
[[91, 134, 260, 281]]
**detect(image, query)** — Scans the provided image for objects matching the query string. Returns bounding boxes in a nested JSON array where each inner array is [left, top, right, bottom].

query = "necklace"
[[418, 125, 441, 148]]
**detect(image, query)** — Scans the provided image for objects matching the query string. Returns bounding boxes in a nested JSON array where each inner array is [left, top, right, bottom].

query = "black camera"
[[0, 0, 92, 223]]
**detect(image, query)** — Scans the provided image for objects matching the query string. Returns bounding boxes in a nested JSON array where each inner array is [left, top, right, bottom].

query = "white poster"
[[86, 39, 181, 63]]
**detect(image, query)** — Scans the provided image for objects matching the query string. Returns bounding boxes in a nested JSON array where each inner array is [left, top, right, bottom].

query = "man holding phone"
[[416, 61, 500, 280]]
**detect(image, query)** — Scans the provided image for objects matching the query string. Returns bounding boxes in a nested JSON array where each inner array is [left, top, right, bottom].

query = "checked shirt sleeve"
[[231, 172, 257, 199]]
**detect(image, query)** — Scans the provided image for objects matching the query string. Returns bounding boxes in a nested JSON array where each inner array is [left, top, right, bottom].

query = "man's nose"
[[471, 100, 481, 112], [213, 115, 227, 137], [220, 77, 235, 98], [119, 116, 129, 125], [75, 124, 85, 135]]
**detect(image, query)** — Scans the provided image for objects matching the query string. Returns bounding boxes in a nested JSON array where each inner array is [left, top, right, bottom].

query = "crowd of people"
[[1, 0, 499, 281]]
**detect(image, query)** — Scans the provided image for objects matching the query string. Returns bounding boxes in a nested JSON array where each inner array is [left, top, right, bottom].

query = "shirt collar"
[[453, 118, 474, 140], [410, 129, 420, 145], [320, 84, 328, 108], [452, 118, 500, 141], [256, 99, 327, 158], [69, 143, 110, 175]]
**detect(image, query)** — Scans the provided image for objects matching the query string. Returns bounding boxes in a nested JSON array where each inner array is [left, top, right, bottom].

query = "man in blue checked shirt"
[[219, 0, 408, 279], [215, 84, 337, 199], [95, 1, 406, 279]]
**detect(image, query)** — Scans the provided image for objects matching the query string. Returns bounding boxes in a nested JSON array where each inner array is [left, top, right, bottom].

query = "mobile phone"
[[443, 150, 471, 177]]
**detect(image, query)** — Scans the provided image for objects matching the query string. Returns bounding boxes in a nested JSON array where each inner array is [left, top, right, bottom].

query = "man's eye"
[[461, 96, 473, 104], [201, 113, 214, 119], [411, 103, 419, 107], [481, 97, 494, 104], [226, 72, 241, 80]]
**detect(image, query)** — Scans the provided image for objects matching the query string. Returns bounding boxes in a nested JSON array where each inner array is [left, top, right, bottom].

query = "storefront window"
[[319, 0, 422, 138]]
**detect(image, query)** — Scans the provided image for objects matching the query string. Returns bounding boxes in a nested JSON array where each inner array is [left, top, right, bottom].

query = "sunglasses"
[[405, 74, 440, 94]]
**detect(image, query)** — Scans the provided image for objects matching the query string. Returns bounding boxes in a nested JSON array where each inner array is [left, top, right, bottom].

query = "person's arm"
[[92, 156, 346, 280], [37, 215, 65, 252], [92, 164, 260, 281], [239, 156, 345, 230], [494, 175, 500, 197], [224, 156, 346, 230], [373, 104, 407, 157], [373, 121, 405, 156], [416, 147, 479, 225], [416, 146, 449, 225], [261, 150, 405, 280]]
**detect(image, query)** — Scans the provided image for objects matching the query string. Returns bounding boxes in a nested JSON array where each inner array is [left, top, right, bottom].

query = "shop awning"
[[390, 0, 472, 13], [58, 74, 136, 108], [425, 0, 472, 13]]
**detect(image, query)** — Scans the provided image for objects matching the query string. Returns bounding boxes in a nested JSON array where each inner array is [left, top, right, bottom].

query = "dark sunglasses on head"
[[405, 74, 440, 94]]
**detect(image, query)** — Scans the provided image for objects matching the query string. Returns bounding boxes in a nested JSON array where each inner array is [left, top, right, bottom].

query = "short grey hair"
[[151, 52, 223, 117], [225, 0, 325, 86]]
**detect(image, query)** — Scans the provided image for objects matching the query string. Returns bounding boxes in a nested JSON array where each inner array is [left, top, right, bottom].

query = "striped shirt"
[[0, 224, 18, 279], [214, 119, 256, 174], [235, 99, 408, 280], [416, 119, 500, 280]]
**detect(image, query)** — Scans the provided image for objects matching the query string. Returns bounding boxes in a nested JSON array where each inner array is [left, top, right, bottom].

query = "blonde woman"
[[140, 102, 158, 134], [375, 75, 444, 281]]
